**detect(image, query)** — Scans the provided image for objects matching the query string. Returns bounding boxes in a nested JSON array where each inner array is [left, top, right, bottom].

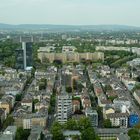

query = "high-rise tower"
[[15, 42, 33, 70]]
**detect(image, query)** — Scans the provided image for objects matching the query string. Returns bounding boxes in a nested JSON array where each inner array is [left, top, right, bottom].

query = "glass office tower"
[[22, 42, 33, 70], [15, 42, 33, 70], [15, 49, 24, 69]]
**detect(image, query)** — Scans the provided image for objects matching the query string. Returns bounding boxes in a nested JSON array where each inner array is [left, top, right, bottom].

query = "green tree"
[[31, 67, 36, 78], [103, 119, 112, 128], [78, 117, 91, 131], [0, 71, 5, 76], [130, 135, 140, 140], [128, 129, 140, 140], [49, 92, 56, 114], [4, 56, 16, 67], [65, 119, 78, 130], [19, 73, 24, 79], [3, 116, 14, 129], [132, 84, 140, 92], [108, 96, 117, 102], [15, 94, 22, 101], [15, 127, 30, 140], [33, 99, 39, 104], [51, 121, 64, 140], [66, 86, 72, 93], [81, 127, 100, 140], [0, 40, 21, 68], [32, 99, 39, 113], [104, 85, 112, 91], [39, 83, 46, 90], [128, 129, 139, 137]]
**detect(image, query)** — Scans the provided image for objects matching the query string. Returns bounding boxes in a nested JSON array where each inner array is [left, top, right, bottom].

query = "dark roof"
[[107, 113, 129, 118]]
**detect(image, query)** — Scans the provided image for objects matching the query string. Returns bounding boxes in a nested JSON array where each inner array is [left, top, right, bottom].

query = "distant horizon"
[[1, 23, 140, 27]]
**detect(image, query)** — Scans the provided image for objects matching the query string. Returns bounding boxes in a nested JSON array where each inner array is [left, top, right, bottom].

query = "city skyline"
[[0, 0, 140, 26]]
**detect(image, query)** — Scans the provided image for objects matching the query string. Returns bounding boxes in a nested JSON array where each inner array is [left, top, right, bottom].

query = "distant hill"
[[0, 23, 140, 31]]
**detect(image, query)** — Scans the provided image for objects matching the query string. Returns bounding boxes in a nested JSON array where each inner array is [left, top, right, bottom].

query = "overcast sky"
[[0, 0, 140, 26]]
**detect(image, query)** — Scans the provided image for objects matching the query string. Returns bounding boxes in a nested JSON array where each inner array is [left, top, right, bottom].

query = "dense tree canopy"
[[128, 129, 140, 140], [15, 127, 30, 140], [51, 117, 100, 140], [103, 119, 112, 128], [51, 122, 64, 140], [0, 40, 20, 67], [3, 116, 14, 129], [15, 94, 22, 101], [81, 127, 100, 140]]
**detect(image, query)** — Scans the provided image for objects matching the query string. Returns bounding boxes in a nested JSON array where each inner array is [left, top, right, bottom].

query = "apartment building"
[[106, 113, 129, 128], [85, 107, 98, 127], [38, 51, 104, 63], [57, 95, 72, 124]]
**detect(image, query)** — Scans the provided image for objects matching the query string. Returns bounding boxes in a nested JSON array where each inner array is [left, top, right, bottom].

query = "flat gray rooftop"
[[95, 128, 129, 135]]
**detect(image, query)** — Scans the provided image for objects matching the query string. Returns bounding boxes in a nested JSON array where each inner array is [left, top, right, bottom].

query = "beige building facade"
[[38, 52, 104, 63]]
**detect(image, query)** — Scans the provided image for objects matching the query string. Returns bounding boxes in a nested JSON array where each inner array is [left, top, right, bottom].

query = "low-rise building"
[[72, 100, 80, 113], [98, 99, 112, 108], [95, 128, 129, 140], [35, 70, 47, 80], [103, 106, 115, 119], [82, 98, 91, 109], [96, 46, 130, 52], [62, 46, 77, 52], [4, 86, 21, 96], [35, 101, 49, 111], [113, 97, 131, 110], [100, 66, 111, 77], [0, 99, 12, 114], [21, 98, 33, 112], [28, 125, 43, 140], [15, 112, 47, 129], [0, 126, 17, 140], [37, 46, 55, 53], [106, 113, 129, 128]]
